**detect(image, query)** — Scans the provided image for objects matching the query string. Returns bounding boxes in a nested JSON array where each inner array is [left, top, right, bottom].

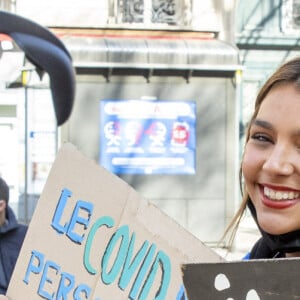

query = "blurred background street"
[[214, 212, 261, 261]]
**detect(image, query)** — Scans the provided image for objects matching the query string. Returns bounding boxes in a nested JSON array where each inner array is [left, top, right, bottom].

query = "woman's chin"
[[258, 221, 289, 236]]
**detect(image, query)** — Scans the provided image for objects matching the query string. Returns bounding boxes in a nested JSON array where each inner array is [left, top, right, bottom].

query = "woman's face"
[[242, 83, 300, 235]]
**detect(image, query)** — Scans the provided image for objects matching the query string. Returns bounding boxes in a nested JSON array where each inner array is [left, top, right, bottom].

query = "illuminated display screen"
[[100, 100, 196, 174]]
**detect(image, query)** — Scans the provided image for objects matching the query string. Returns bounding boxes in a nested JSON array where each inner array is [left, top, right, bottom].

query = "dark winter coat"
[[0, 206, 27, 294], [248, 237, 285, 259]]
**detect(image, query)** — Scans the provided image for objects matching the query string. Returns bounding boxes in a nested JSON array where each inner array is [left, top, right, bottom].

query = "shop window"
[[281, 0, 300, 33], [116, 0, 189, 26], [293, 0, 300, 26], [0, 0, 15, 11]]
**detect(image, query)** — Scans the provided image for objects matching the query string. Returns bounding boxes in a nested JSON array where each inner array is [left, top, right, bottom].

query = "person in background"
[[225, 56, 300, 259], [0, 178, 27, 294]]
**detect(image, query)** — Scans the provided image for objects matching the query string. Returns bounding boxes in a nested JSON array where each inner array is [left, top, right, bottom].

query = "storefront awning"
[[61, 35, 241, 79]]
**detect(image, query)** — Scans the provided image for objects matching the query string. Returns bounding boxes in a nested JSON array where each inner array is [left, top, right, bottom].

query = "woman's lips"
[[260, 185, 300, 209]]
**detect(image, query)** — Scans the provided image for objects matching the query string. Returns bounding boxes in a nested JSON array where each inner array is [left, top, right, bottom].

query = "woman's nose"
[[262, 144, 294, 175]]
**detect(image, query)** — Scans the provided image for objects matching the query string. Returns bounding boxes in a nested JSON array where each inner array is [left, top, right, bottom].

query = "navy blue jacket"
[[0, 206, 27, 293], [247, 237, 285, 259]]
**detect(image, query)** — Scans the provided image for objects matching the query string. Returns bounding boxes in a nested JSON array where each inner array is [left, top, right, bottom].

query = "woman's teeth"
[[264, 186, 300, 201]]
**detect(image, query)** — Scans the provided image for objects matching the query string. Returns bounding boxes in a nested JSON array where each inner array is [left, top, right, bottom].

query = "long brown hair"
[[223, 56, 300, 247]]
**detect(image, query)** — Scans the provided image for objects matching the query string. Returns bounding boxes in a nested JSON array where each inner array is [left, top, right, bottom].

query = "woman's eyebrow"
[[252, 119, 300, 138], [251, 119, 274, 130]]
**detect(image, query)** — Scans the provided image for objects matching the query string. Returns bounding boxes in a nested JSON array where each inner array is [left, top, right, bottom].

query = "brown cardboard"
[[182, 258, 300, 299], [7, 143, 222, 299]]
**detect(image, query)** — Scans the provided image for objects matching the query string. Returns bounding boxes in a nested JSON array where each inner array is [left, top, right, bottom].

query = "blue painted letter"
[[23, 250, 45, 285], [84, 215, 114, 275], [101, 225, 130, 285], [66, 200, 94, 244], [52, 188, 72, 234]]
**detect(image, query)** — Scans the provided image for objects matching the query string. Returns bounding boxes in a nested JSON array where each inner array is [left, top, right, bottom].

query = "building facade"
[[236, 0, 300, 134], [0, 0, 241, 245]]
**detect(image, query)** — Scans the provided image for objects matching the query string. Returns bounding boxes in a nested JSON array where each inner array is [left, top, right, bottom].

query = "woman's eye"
[[250, 133, 272, 143]]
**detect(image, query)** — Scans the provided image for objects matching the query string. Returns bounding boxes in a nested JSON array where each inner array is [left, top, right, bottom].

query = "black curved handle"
[[0, 10, 75, 126]]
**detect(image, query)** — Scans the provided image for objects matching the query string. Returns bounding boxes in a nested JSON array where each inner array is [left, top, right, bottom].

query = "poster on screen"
[[7, 143, 222, 300]]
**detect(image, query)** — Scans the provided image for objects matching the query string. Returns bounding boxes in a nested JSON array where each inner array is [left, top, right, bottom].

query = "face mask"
[[247, 199, 300, 253]]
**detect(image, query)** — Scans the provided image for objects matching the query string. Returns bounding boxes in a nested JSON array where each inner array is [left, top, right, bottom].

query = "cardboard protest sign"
[[182, 258, 300, 299], [7, 143, 223, 299]]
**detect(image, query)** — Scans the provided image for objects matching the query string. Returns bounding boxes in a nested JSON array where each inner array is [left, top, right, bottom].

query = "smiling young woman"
[[225, 56, 300, 259]]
